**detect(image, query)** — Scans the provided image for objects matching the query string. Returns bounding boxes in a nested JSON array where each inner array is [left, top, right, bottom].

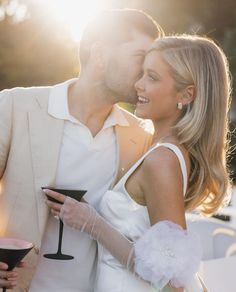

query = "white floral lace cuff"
[[134, 220, 202, 289]]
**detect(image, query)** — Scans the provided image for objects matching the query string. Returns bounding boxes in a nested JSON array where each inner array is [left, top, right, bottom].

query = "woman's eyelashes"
[[144, 69, 161, 82], [146, 72, 160, 81], [148, 74, 158, 81]]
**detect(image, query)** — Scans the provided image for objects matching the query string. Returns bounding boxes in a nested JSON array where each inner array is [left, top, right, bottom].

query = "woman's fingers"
[[46, 200, 62, 212], [51, 209, 60, 217], [43, 189, 67, 213], [43, 189, 66, 203]]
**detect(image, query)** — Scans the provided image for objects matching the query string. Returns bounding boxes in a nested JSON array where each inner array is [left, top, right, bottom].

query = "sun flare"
[[39, 0, 109, 41]]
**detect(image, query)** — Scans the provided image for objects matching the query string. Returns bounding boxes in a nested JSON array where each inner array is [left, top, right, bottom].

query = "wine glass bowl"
[[41, 187, 86, 203], [0, 238, 33, 291], [41, 187, 87, 260]]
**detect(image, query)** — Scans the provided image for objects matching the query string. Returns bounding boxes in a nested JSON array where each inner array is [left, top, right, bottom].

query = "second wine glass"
[[0, 237, 34, 292]]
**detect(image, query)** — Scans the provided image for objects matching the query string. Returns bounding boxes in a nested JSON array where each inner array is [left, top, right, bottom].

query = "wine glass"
[[0, 237, 33, 292], [41, 187, 87, 260]]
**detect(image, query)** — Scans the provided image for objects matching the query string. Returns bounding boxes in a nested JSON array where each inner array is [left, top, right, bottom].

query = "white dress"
[[94, 143, 202, 292]]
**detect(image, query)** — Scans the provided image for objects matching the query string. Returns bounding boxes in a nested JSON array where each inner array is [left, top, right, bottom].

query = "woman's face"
[[135, 51, 181, 123]]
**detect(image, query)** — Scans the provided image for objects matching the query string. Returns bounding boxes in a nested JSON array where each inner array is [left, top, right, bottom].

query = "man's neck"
[[68, 77, 115, 137]]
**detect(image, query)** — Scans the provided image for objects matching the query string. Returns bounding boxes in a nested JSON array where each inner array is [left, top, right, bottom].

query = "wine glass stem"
[[57, 219, 64, 255]]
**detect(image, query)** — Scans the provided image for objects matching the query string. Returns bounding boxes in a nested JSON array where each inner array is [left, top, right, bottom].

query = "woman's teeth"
[[138, 96, 149, 104]]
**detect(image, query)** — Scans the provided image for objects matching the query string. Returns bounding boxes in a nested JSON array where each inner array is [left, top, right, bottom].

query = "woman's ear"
[[182, 85, 195, 106]]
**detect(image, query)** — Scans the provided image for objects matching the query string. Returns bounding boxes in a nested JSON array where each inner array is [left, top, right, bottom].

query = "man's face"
[[104, 29, 154, 104]]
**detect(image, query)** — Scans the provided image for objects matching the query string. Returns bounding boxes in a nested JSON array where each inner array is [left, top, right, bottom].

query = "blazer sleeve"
[[0, 89, 13, 179]]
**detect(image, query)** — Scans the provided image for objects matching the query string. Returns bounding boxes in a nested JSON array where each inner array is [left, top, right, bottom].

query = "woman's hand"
[[44, 189, 134, 270], [43, 188, 66, 217], [43, 189, 98, 233]]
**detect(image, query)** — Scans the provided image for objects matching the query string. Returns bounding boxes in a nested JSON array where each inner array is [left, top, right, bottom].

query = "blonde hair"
[[150, 35, 232, 215]]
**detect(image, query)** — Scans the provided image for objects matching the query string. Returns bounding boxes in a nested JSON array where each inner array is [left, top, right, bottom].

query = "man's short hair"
[[79, 9, 164, 67]]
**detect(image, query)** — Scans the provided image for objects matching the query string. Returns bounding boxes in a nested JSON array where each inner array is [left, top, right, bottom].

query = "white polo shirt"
[[30, 79, 129, 292]]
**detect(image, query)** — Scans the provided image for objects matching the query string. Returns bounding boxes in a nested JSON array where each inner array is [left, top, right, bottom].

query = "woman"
[[45, 35, 231, 291]]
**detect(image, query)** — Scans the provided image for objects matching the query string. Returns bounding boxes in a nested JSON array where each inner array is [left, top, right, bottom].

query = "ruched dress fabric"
[[94, 143, 201, 292]]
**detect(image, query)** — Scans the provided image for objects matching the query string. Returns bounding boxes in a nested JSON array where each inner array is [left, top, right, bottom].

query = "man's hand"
[[0, 262, 18, 289]]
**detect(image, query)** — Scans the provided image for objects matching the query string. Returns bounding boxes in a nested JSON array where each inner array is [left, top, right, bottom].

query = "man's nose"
[[135, 77, 144, 92]]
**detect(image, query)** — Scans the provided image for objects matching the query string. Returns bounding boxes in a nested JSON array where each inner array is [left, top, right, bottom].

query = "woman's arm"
[[139, 146, 186, 228]]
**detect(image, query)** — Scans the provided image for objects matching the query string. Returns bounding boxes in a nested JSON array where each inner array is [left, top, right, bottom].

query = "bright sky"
[[38, 0, 111, 41]]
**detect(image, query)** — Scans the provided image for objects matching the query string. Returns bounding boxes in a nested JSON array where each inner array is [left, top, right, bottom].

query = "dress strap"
[[159, 143, 188, 196], [114, 142, 188, 197]]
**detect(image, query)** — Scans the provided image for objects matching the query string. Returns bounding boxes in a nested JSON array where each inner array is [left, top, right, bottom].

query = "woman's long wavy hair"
[[150, 35, 232, 215]]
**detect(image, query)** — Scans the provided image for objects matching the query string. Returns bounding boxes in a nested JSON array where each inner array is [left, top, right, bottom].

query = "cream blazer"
[[0, 84, 152, 290]]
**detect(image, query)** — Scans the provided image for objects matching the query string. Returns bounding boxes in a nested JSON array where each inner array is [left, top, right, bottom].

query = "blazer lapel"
[[111, 108, 153, 187], [28, 97, 64, 236], [111, 124, 141, 187]]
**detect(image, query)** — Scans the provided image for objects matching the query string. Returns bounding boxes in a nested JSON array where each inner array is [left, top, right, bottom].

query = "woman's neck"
[[152, 121, 178, 145]]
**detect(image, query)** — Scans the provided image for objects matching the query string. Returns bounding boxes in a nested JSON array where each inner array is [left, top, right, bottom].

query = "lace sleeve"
[[134, 220, 202, 290]]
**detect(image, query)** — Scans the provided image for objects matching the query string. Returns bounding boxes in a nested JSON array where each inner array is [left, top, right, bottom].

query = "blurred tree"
[[0, 0, 79, 89]]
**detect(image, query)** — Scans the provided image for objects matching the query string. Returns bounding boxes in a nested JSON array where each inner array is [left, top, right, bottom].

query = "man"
[[0, 9, 163, 291]]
